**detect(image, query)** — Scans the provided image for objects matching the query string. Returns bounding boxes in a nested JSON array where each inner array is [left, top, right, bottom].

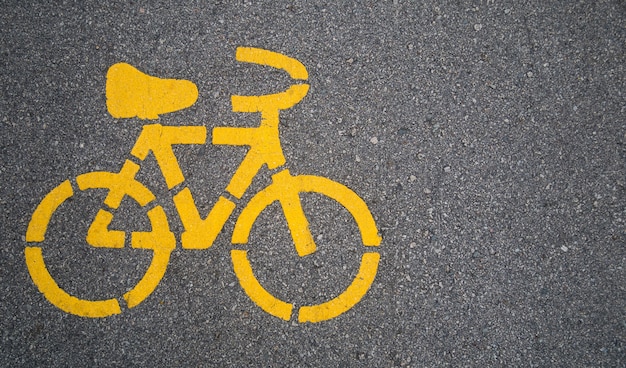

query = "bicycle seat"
[[231, 47, 310, 113], [106, 63, 198, 120]]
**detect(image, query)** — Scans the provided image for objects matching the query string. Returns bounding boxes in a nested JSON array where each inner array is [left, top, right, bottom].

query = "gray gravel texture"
[[1, 1, 624, 367]]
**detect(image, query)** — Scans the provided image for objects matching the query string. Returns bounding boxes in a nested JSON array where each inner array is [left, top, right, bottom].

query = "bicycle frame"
[[98, 47, 314, 255]]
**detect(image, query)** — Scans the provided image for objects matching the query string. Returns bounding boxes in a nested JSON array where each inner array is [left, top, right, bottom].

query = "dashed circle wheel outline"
[[24, 171, 175, 318], [230, 173, 382, 323]]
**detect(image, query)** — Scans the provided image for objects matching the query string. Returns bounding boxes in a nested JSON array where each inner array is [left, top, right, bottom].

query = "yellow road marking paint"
[[86, 209, 125, 248], [231, 250, 293, 321], [106, 63, 198, 120], [231, 168, 381, 322], [236, 47, 308, 80], [263, 170, 316, 257], [294, 175, 382, 247], [174, 190, 236, 249], [76, 161, 155, 209], [124, 206, 175, 308], [298, 252, 380, 323], [25, 169, 175, 315], [275, 185, 316, 257], [25, 247, 121, 317], [212, 124, 285, 198], [26, 47, 382, 322], [26, 180, 73, 242], [131, 124, 207, 189], [231, 84, 310, 114], [230, 47, 309, 128], [232, 170, 381, 248]]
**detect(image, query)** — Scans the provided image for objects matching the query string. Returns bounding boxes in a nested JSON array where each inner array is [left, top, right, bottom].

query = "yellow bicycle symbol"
[[24, 47, 382, 323]]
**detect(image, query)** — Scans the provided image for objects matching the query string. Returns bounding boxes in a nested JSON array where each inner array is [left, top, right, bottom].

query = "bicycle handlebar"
[[236, 47, 308, 80], [232, 47, 310, 113]]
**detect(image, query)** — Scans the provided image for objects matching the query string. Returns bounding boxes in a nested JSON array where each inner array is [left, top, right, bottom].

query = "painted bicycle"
[[25, 47, 381, 323]]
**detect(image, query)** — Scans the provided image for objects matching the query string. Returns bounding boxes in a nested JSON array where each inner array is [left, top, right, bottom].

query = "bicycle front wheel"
[[231, 169, 381, 323]]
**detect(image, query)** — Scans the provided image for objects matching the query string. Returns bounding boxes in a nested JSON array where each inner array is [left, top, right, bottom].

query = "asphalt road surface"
[[1, 1, 624, 366]]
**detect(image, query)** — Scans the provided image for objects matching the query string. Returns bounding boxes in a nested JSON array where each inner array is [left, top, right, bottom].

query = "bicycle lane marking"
[[24, 47, 382, 323]]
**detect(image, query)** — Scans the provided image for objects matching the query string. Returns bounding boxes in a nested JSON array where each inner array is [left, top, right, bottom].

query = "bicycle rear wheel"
[[25, 166, 174, 317]]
